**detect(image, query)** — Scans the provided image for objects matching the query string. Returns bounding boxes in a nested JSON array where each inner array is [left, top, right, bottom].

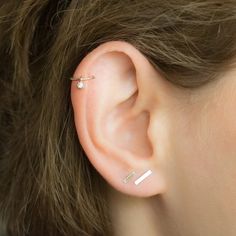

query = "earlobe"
[[70, 41, 167, 197]]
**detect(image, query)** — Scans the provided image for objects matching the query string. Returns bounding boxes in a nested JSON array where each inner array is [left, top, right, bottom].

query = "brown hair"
[[0, 0, 236, 235]]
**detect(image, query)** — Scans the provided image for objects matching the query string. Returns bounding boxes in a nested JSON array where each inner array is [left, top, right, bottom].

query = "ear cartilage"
[[123, 171, 136, 184], [134, 170, 152, 186], [70, 75, 95, 89]]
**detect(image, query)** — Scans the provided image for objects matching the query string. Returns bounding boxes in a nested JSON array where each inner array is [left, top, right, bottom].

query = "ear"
[[70, 40, 169, 197]]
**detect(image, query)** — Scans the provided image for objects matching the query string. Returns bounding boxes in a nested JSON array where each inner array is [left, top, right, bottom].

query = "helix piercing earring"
[[123, 171, 136, 184], [70, 75, 95, 89], [134, 170, 152, 186]]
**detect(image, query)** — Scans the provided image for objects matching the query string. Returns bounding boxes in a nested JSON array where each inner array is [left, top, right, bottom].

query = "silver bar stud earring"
[[70, 75, 95, 89], [134, 170, 152, 185]]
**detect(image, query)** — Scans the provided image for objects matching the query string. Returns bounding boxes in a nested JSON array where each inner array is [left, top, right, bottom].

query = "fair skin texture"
[[71, 41, 236, 236]]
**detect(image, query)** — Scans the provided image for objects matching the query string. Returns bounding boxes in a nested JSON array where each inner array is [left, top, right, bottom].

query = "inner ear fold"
[[104, 98, 153, 158], [86, 51, 153, 163]]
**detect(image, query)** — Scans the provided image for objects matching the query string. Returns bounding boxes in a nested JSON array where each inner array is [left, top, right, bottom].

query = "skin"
[[71, 40, 236, 236]]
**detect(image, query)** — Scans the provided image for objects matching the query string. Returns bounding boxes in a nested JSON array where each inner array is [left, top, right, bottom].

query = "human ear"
[[70, 40, 168, 197]]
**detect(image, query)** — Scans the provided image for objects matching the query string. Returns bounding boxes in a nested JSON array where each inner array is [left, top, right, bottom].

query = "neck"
[[108, 188, 164, 236]]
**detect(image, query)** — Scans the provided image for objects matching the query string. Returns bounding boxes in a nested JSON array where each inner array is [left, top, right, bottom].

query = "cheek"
[[163, 87, 236, 234], [204, 86, 236, 169], [172, 81, 236, 179], [171, 83, 236, 205]]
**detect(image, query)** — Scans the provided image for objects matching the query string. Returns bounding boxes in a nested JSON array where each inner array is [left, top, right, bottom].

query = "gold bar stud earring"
[[123, 171, 136, 184]]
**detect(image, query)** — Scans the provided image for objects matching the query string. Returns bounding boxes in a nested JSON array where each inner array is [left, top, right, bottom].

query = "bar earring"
[[134, 170, 152, 186], [123, 171, 136, 184]]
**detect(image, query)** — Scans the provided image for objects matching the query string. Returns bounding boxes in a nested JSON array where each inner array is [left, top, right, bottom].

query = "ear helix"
[[123, 170, 153, 186]]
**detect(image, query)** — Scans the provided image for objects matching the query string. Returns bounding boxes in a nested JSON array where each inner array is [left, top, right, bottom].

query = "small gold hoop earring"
[[70, 75, 95, 89]]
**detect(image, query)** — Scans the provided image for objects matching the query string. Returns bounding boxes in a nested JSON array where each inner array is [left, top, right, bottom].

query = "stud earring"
[[122, 169, 153, 185], [70, 75, 95, 89], [134, 170, 152, 186], [123, 171, 136, 184]]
